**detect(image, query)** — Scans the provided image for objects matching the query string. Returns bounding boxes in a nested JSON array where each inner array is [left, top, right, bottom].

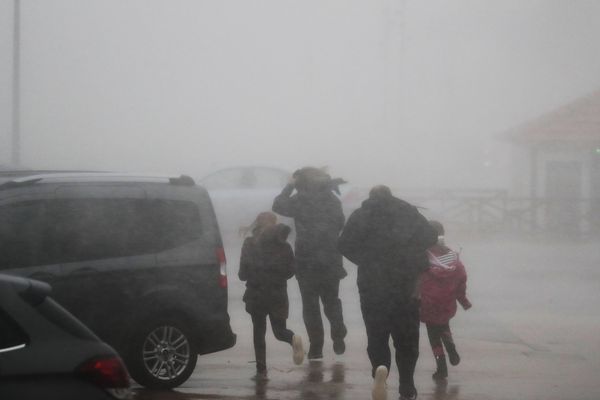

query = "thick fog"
[[1, 1, 600, 189], [2, 3, 600, 399]]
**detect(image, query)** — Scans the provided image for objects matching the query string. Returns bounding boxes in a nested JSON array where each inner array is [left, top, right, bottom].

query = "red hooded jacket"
[[419, 247, 471, 325]]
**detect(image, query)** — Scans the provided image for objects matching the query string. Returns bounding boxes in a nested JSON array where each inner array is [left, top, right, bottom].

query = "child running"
[[239, 212, 304, 380], [420, 220, 472, 381]]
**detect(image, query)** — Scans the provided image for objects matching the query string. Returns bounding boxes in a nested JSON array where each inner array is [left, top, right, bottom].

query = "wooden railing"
[[402, 190, 600, 238]]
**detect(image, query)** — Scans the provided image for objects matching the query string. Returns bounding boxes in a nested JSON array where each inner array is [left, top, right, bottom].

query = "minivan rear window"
[[0, 199, 202, 269]]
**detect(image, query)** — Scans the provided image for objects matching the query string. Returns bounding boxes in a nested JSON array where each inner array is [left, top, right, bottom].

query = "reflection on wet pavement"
[[431, 380, 460, 400], [133, 241, 600, 400], [133, 390, 230, 400], [299, 361, 346, 400], [253, 376, 267, 399], [134, 362, 351, 400]]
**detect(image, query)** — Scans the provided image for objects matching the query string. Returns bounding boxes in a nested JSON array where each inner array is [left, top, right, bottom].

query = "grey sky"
[[1, 0, 600, 188]]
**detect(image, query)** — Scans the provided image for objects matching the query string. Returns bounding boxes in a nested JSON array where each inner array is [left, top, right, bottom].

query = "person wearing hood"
[[239, 212, 304, 380], [420, 220, 471, 381], [272, 167, 347, 359], [338, 185, 437, 400]]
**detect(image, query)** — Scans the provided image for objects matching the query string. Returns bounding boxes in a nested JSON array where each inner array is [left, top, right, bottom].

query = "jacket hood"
[[260, 223, 291, 243], [427, 249, 459, 277]]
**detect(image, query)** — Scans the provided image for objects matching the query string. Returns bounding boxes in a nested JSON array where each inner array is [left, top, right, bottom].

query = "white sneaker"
[[372, 365, 388, 400], [292, 335, 304, 365]]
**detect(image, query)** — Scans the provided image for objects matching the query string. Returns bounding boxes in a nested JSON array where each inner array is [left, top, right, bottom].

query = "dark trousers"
[[360, 295, 420, 397], [297, 274, 346, 353], [426, 322, 456, 357], [250, 312, 294, 372]]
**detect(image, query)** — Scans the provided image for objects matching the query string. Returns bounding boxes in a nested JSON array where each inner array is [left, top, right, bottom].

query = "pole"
[[382, 0, 406, 135], [11, 0, 21, 167]]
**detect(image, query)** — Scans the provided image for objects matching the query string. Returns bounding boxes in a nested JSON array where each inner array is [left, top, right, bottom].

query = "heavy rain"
[[1, 1, 600, 400]]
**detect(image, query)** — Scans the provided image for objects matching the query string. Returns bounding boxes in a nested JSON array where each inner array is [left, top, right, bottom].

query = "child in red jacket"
[[420, 220, 472, 381]]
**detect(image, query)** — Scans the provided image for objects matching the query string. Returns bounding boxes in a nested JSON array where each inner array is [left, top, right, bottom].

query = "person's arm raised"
[[272, 181, 296, 217]]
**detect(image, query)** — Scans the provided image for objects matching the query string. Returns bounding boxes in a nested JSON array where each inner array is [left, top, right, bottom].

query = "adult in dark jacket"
[[272, 167, 347, 359], [338, 185, 437, 400], [239, 212, 304, 378]]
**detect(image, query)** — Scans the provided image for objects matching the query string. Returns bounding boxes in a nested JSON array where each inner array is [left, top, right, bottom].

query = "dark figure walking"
[[239, 212, 304, 380], [420, 220, 471, 381], [338, 185, 437, 400], [272, 167, 348, 359]]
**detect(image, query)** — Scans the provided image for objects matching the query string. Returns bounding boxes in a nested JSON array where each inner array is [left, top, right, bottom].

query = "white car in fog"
[[200, 166, 292, 238]]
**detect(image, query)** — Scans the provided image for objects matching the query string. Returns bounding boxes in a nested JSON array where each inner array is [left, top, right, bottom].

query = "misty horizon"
[[1, 1, 600, 190]]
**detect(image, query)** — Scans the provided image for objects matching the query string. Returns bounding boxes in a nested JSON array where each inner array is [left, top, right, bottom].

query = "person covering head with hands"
[[272, 167, 348, 360]]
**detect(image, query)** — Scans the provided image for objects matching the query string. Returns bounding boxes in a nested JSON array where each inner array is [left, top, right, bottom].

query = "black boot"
[[307, 344, 323, 360], [432, 355, 448, 381], [446, 344, 460, 366]]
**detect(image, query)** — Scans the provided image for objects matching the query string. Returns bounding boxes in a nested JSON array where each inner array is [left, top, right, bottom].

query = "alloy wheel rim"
[[142, 325, 191, 381]]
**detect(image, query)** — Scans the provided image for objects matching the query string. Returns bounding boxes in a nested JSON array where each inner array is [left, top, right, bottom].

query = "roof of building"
[[506, 89, 600, 144]]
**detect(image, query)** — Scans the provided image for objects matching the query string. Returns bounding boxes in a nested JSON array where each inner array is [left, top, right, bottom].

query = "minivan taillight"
[[76, 356, 131, 399], [216, 247, 228, 288]]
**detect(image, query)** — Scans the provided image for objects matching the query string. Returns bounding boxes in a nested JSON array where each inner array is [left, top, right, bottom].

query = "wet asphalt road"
[[133, 239, 600, 400]]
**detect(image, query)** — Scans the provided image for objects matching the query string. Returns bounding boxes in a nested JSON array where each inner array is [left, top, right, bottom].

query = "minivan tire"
[[127, 317, 199, 389]]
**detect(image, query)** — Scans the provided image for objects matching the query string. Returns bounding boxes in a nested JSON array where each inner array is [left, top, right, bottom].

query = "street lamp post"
[[11, 0, 21, 167]]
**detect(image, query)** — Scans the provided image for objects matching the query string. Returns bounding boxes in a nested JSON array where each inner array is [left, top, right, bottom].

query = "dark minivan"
[[0, 172, 236, 389]]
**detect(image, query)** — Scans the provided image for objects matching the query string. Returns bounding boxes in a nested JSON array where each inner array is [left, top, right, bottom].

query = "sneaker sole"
[[292, 335, 304, 365], [372, 365, 388, 400]]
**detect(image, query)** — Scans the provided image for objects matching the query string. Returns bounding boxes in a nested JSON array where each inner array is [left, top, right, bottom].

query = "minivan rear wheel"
[[128, 319, 198, 389]]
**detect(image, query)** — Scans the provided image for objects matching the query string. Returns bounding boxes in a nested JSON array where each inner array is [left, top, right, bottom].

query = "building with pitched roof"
[[506, 90, 600, 235]]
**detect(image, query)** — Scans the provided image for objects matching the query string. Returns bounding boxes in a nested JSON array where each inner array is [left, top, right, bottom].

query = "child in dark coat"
[[420, 220, 472, 381], [239, 212, 304, 380]]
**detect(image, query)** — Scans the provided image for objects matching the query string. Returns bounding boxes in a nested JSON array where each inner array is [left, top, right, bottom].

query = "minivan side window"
[[0, 199, 202, 269], [51, 199, 156, 263], [150, 200, 204, 251], [51, 199, 203, 263]]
